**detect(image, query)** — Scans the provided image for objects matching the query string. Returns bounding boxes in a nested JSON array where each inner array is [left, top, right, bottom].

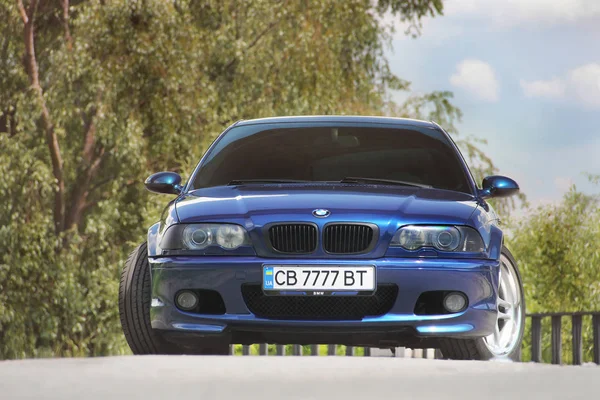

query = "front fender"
[[487, 224, 503, 260], [147, 201, 179, 257], [468, 202, 503, 261]]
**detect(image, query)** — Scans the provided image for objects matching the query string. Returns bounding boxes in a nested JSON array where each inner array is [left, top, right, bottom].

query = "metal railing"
[[528, 312, 600, 365], [229, 312, 600, 365]]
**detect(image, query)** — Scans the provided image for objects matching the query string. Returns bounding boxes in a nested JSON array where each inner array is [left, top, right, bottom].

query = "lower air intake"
[[241, 283, 398, 320]]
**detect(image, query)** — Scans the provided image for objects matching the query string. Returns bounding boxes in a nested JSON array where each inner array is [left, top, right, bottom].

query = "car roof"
[[235, 115, 438, 129]]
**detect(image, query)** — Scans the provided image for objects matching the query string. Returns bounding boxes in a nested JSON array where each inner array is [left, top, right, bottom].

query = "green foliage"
[[509, 184, 600, 363], [510, 188, 600, 313], [0, 0, 507, 359]]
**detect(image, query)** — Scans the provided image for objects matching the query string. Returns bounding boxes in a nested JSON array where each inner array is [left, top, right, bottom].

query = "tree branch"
[[64, 139, 105, 231], [61, 0, 73, 50], [82, 180, 137, 214], [16, 0, 28, 23], [87, 176, 112, 195], [18, 0, 66, 235], [63, 92, 106, 232], [224, 21, 276, 71], [223, 2, 290, 72], [82, 106, 97, 163]]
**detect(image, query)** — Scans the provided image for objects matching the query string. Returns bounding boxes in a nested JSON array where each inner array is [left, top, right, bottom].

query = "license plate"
[[262, 265, 375, 292]]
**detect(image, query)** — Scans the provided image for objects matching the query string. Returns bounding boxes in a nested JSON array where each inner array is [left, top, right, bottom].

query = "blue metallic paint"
[[145, 116, 517, 346], [480, 175, 520, 199], [145, 171, 184, 195], [149, 256, 498, 338], [157, 184, 502, 260], [147, 200, 180, 257]]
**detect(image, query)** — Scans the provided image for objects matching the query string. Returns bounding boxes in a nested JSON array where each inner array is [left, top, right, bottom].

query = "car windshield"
[[191, 123, 473, 194]]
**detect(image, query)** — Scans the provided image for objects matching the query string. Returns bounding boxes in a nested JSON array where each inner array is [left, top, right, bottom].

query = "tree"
[[509, 181, 600, 363], [0, 0, 505, 358]]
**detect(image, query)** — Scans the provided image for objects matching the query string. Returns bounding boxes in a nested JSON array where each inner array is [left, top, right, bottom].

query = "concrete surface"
[[1, 356, 598, 399]]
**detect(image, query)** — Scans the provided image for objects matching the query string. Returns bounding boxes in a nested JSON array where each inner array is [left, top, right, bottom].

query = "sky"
[[385, 0, 600, 212]]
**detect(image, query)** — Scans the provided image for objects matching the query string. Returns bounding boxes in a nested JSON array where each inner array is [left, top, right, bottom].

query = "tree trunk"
[[18, 0, 66, 235]]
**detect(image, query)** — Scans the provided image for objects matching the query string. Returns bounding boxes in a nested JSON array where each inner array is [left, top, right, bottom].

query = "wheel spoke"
[[498, 298, 512, 310], [498, 309, 512, 320], [498, 267, 503, 294], [484, 253, 524, 356], [493, 325, 501, 344], [504, 266, 519, 300]]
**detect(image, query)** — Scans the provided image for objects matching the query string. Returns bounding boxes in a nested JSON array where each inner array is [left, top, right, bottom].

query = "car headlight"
[[165, 223, 251, 251], [390, 225, 484, 252], [215, 225, 246, 249]]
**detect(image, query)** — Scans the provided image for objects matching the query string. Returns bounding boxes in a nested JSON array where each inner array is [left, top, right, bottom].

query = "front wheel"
[[119, 242, 229, 355], [440, 246, 525, 360]]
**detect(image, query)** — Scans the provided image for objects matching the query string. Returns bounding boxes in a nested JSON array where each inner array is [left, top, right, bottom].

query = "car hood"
[[176, 184, 479, 227]]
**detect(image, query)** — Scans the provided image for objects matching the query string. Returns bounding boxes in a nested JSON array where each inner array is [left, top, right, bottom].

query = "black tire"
[[119, 242, 230, 355], [439, 246, 525, 361]]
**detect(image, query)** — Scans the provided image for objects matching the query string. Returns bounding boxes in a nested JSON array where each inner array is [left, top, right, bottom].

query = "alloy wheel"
[[483, 254, 523, 356]]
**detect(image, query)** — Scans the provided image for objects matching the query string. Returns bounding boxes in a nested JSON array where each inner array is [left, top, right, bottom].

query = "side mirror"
[[479, 175, 519, 199], [144, 172, 183, 195]]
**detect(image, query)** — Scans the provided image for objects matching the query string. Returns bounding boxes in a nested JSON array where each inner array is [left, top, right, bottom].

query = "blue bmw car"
[[119, 116, 525, 360]]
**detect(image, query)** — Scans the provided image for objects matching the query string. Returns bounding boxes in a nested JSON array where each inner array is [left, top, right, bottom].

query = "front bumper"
[[149, 256, 499, 347]]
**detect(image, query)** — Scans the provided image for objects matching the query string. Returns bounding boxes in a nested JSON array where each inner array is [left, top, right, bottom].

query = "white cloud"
[[520, 78, 565, 99], [445, 0, 600, 27], [450, 59, 499, 102], [520, 63, 600, 108], [568, 63, 600, 108]]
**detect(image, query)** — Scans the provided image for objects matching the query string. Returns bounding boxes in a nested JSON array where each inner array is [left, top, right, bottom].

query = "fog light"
[[443, 292, 467, 313], [176, 291, 199, 311]]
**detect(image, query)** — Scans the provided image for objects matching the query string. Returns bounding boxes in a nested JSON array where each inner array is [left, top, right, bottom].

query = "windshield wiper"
[[339, 177, 432, 189], [228, 179, 311, 185]]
